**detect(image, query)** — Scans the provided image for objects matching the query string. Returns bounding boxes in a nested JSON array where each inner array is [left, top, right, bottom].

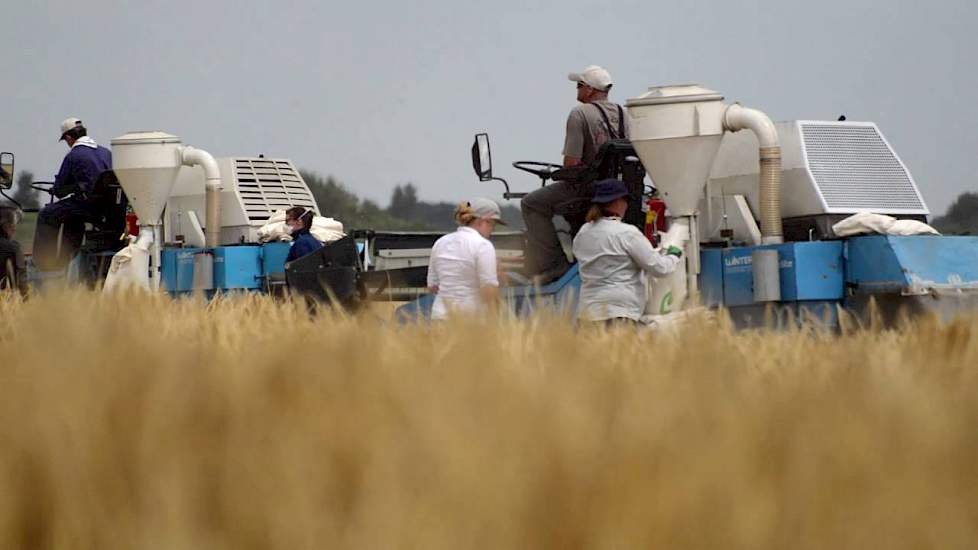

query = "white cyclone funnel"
[[111, 131, 183, 225], [112, 131, 184, 291], [627, 85, 726, 312], [625, 85, 726, 216], [627, 84, 785, 313], [111, 131, 223, 290]]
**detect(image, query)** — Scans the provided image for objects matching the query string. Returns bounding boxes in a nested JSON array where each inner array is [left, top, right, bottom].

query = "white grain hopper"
[[626, 84, 785, 311]]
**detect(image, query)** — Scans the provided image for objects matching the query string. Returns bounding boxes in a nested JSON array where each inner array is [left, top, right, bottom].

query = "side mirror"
[[0, 152, 13, 190], [471, 133, 492, 181]]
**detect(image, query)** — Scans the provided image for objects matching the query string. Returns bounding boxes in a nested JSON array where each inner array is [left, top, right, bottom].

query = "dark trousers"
[[520, 180, 591, 277], [34, 197, 97, 271]]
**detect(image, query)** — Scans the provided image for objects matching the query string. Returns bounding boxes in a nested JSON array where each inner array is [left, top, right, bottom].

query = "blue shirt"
[[54, 142, 112, 198], [286, 228, 323, 262]]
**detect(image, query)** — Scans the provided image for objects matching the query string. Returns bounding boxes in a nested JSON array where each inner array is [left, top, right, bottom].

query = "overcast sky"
[[2, 0, 974, 215]]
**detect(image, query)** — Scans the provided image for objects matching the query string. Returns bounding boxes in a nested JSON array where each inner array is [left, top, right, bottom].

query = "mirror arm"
[[0, 188, 22, 210], [491, 177, 523, 200], [492, 177, 510, 194]]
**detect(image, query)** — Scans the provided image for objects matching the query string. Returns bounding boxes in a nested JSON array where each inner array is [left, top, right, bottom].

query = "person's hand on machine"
[[665, 245, 683, 258], [496, 259, 511, 287]]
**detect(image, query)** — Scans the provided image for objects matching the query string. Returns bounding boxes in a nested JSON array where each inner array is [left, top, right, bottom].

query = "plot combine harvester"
[[398, 84, 978, 327], [3, 132, 521, 306], [5, 82, 977, 326], [2, 133, 427, 306]]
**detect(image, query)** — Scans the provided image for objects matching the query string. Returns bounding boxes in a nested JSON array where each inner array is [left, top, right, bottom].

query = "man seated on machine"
[[33, 117, 113, 272], [520, 65, 630, 284]]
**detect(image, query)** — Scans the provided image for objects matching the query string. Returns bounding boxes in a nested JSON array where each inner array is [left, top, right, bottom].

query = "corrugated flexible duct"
[[180, 146, 222, 247], [722, 103, 783, 243]]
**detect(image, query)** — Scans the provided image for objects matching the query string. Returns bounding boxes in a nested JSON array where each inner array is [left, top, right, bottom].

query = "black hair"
[[285, 206, 314, 230], [63, 126, 87, 141]]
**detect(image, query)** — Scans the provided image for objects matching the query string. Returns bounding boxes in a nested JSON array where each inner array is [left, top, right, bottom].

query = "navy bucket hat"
[[591, 179, 630, 203]]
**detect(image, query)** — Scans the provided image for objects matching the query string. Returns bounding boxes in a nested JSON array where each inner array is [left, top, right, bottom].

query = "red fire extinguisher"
[[126, 211, 139, 237], [644, 198, 667, 246]]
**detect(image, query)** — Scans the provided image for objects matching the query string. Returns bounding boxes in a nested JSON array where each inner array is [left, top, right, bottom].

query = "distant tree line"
[[4, 166, 973, 236], [931, 192, 978, 235], [300, 170, 524, 231], [0, 168, 525, 232], [0, 171, 40, 210]]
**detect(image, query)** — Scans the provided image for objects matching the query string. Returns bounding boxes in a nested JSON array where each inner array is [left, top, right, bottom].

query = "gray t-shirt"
[[562, 100, 629, 165]]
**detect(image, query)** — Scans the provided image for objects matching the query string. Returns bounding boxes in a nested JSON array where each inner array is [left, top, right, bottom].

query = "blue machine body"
[[160, 248, 201, 292], [698, 241, 844, 328], [842, 235, 978, 320], [161, 242, 292, 294], [396, 264, 582, 322], [698, 235, 978, 327], [396, 235, 978, 327], [164, 233, 978, 328], [845, 235, 978, 293], [706, 242, 844, 307], [260, 242, 292, 280]]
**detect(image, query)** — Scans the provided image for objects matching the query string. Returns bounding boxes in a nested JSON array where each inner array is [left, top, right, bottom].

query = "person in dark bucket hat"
[[590, 179, 631, 204], [572, 179, 683, 325]]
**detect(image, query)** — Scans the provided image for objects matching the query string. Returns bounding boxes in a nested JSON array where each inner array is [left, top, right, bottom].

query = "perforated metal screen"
[[799, 123, 927, 213], [232, 158, 318, 223]]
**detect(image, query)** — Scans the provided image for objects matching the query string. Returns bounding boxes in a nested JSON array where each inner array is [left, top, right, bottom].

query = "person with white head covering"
[[426, 198, 505, 319], [521, 65, 629, 284], [283, 205, 323, 263]]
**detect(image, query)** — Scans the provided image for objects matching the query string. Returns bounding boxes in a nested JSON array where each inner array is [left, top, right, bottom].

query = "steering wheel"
[[31, 181, 54, 195], [512, 161, 563, 181], [29, 181, 57, 205]]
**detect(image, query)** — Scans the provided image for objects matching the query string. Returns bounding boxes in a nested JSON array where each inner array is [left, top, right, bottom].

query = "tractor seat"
[[80, 225, 126, 254], [79, 170, 129, 254]]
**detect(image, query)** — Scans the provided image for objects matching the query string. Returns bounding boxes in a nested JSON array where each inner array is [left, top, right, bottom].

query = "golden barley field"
[[2, 289, 978, 549]]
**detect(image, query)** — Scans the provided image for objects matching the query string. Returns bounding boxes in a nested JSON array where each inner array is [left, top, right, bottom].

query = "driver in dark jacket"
[[33, 117, 113, 271], [284, 206, 323, 262]]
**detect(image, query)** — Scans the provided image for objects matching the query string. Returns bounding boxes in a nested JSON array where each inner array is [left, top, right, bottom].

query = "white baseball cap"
[[59, 117, 83, 141], [568, 65, 613, 91], [469, 197, 506, 225]]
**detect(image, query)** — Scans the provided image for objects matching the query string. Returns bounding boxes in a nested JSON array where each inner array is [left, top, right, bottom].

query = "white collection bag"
[[832, 212, 939, 237], [103, 232, 152, 292]]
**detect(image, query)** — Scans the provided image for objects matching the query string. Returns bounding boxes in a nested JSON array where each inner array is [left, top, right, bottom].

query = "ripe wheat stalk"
[[1, 289, 976, 549]]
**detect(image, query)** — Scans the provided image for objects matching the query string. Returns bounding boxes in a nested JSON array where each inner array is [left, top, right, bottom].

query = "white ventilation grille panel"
[[232, 158, 318, 224], [799, 123, 927, 213]]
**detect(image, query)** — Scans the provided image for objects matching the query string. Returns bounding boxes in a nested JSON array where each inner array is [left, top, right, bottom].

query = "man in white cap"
[[33, 117, 114, 271], [520, 65, 629, 283]]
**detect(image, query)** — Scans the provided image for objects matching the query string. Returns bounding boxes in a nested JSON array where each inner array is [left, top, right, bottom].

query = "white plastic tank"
[[625, 85, 726, 216], [111, 131, 183, 225]]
